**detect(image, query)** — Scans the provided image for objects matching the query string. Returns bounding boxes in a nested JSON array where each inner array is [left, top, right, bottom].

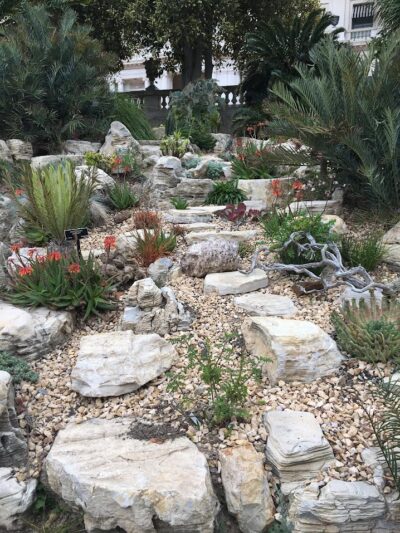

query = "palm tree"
[[376, 0, 400, 34]]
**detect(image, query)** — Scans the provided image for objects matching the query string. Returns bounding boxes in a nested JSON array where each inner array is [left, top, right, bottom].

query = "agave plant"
[[10, 162, 97, 244]]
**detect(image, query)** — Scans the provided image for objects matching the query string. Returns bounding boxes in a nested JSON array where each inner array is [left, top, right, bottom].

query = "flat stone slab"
[[70, 331, 177, 397], [264, 410, 334, 483], [242, 317, 343, 384], [187, 230, 258, 245], [204, 269, 268, 296], [234, 293, 297, 316], [165, 209, 213, 224], [179, 223, 217, 232], [44, 418, 219, 532]]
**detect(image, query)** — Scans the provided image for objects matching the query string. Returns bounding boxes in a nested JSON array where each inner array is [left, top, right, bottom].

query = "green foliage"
[[0, 3, 116, 154], [4, 252, 114, 320], [332, 297, 400, 364], [238, 241, 255, 258], [160, 132, 190, 158], [340, 233, 386, 271], [262, 209, 334, 264], [182, 156, 200, 170], [232, 142, 278, 180], [134, 228, 176, 267], [206, 180, 247, 206], [190, 126, 216, 152], [376, 0, 400, 35], [266, 34, 400, 210], [167, 332, 265, 425], [108, 181, 138, 210], [0, 352, 38, 383], [170, 196, 188, 210], [84, 152, 114, 174], [112, 95, 155, 140], [231, 106, 268, 137], [207, 161, 225, 180], [10, 162, 96, 244]]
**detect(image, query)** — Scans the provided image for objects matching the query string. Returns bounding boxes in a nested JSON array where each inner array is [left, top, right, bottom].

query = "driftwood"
[[242, 231, 393, 295]]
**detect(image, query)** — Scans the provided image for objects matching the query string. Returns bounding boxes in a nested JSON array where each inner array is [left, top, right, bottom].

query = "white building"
[[113, 1, 380, 93]]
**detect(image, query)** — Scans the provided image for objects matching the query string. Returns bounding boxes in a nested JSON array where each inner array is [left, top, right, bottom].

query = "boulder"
[[220, 443, 275, 533], [165, 209, 214, 224], [62, 140, 101, 155], [361, 448, 385, 490], [74, 165, 116, 190], [0, 141, 12, 163], [173, 178, 214, 204], [264, 410, 335, 484], [100, 121, 140, 156], [0, 195, 18, 242], [239, 176, 295, 209], [321, 214, 348, 235], [234, 293, 297, 317], [242, 317, 343, 384], [181, 239, 239, 278], [339, 287, 384, 308], [382, 221, 400, 269], [70, 330, 177, 397], [211, 133, 232, 154], [0, 302, 74, 360], [289, 199, 342, 216], [0, 468, 36, 531], [148, 258, 181, 287], [288, 480, 386, 532], [186, 229, 257, 245], [31, 154, 83, 169], [0, 372, 28, 468], [204, 269, 268, 296], [138, 143, 162, 160], [43, 418, 219, 532], [6, 140, 33, 161]]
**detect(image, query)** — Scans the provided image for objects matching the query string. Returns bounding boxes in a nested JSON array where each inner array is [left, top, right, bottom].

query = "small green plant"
[[160, 132, 190, 158], [167, 332, 266, 425], [190, 126, 216, 152], [232, 142, 278, 180], [238, 241, 255, 258], [0, 352, 38, 383], [170, 196, 188, 210], [206, 179, 247, 206], [182, 156, 200, 170], [134, 228, 176, 267], [332, 297, 400, 364], [112, 94, 155, 140], [84, 152, 114, 173], [108, 182, 138, 210], [340, 233, 386, 271], [262, 209, 334, 264], [207, 161, 225, 180]]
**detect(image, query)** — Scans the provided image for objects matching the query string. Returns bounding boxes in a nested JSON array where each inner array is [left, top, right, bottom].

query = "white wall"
[[322, 0, 380, 43]]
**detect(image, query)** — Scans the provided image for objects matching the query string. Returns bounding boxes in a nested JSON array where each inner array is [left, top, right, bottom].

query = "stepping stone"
[[44, 418, 219, 532], [70, 331, 177, 397], [220, 443, 275, 533], [242, 317, 343, 384], [187, 230, 257, 245], [0, 468, 36, 530], [165, 209, 213, 224], [178, 222, 217, 232], [264, 410, 334, 484], [234, 293, 297, 316], [204, 270, 268, 296]]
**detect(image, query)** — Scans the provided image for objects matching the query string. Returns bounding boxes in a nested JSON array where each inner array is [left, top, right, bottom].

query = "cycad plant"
[[376, 0, 400, 34], [0, 3, 116, 153], [10, 162, 97, 244], [265, 34, 400, 209]]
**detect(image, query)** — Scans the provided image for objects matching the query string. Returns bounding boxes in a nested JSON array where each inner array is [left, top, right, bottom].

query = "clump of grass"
[[133, 210, 161, 229], [0, 352, 38, 383], [340, 232, 386, 271], [108, 182, 138, 210], [134, 228, 176, 267]]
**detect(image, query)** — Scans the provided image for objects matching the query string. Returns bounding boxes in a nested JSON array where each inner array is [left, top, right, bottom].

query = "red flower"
[[246, 126, 254, 133], [292, 179, 304, 191], [37, 255, 47, 263], [18, 266, 33, 276], [255, 150, 261, 157], [15, 189, 24, 197], [104, 235, 116, 251], [271, 179, 283, 198], [11, 242, 22, 253], [123, 165, 131, 172], [27, 248, 37, 258], [47, 251, 62, 261], [237, 153, 245, 161], [68, 263, 81, 274], [113, 156, 122, 165], [295, 190, 304, 201]]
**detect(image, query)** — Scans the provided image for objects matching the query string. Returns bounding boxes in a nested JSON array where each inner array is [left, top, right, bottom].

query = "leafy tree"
[[376, 0, 400, 34], [0, 2, 116, 153]]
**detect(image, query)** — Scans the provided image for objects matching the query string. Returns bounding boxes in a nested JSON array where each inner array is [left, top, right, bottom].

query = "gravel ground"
[[14, 208, 399, 494]]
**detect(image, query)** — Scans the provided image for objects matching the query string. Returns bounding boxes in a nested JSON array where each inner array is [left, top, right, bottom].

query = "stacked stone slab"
[[0, 468, 36, 531], [43, 418, 219, 532], [264, 410, 334, 485], [0, 372, 27, 468]]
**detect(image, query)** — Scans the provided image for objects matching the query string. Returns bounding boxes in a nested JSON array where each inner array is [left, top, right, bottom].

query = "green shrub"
[[207, 161, 225, 180], [167, 332, 265, 425], [0, 352, 38, 383], [84, 152, 114, 174], [190, 127, 216, 152], [332, 297, 400, 364], [206, 180, 247, 206], [9, 161, 96, 244], [232, 142, 278, 180], [160, 132, 190, 158], [112, 95, 155, 140], [0, 3, 116, 153], [261, 209, 334, 264], [170, 196, 188, 210], [108, 182, 138, 210], [4, 251, 114, 320], [340, 233, 386, 271], [182, 156, 200, 170]]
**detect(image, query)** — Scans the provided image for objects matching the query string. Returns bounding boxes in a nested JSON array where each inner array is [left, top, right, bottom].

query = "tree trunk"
[[204, 47, 213, 79], [182, 40, 193, 87]]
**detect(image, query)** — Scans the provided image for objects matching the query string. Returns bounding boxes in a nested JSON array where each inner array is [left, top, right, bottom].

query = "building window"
[[352, 2, 374, 29]]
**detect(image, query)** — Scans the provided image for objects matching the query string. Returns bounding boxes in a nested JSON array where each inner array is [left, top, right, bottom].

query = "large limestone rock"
[[242, 317, 343, 384], [288, 480, 386, 532], [321, 214, 348, 235], [382, 221, 400, 269], [289, 199, 342, 216], [62, 140, 101, 155], [6, 139, 33, 161], [0, 372, 27, 468], [0, 195, 18, 242], [71, 330, 177, 397], [31, 154, 83, 169], [74, 165, 115, 191], [186, 229, 257, 245], [234, 293, 297, 317], [0, 303, 73, 360], [0, 468, 36, 531], [121, 278, 192, 335], [264, 410, 334, 484], [181, 239, 239, 278], [43, 418, 219, 532], [148, 257, 181, 287], [220, 443, 275, 533], [0, 141, 12, 163], [204, 269, 268, 296], [100, 121, 140, 156], [165, 208, 214, 224], [211, 133, 232, 154]]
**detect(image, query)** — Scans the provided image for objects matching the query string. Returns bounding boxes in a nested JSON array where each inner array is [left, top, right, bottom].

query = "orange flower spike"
[[14, 189, 24, 197], [292, 179, 304, 191], [11, 242, 22, 253], [47, 251, 62, 261], [104, 235, 116, 251], [18, 266, 33, 276], [271, 179, 283, 198], [27, 248, 37, 258], [68, 263, 81, 274]]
